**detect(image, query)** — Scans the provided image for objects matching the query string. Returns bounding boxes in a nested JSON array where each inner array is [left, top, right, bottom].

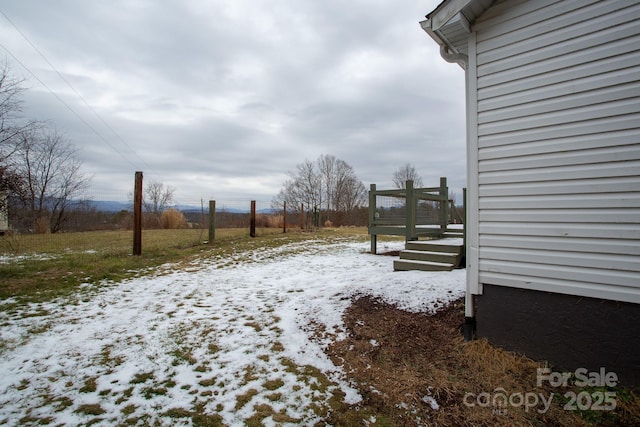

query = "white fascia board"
[[420, 18, 446, 45], [428, 0, 473, 31]]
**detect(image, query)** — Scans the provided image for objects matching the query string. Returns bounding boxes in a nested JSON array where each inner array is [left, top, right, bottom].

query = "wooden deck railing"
[[368, 177, 465, 254]]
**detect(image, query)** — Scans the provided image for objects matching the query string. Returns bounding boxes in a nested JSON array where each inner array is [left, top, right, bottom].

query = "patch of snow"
[[0, 253, 58, 264], [423, 390, 440, 411], [423, 395, 440, 411], [0, 238, 465, 425]]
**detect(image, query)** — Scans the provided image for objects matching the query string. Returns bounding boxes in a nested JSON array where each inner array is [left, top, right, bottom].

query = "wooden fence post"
[[250, 200, 256, 237], [208, 200, 216, 243], [283, 201, 287, 233], [133, 171, 143, 256]]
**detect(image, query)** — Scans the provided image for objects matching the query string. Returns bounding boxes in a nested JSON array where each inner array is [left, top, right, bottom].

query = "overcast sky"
[[0, 0, 465, 208]]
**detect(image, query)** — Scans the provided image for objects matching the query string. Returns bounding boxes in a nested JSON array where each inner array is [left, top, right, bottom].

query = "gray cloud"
[[0, 0, 465, 208]]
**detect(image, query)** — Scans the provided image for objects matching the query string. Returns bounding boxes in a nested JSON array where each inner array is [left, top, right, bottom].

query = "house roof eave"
[[421, 0, 495, 69], [426, 0, 474, 32]]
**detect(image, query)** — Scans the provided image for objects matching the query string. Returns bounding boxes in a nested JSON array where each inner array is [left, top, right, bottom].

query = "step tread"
[[393, 259, 454, 272], [401, 250, 458, 257], [405, 242, 462, 252], [394, 259, 454, 268]]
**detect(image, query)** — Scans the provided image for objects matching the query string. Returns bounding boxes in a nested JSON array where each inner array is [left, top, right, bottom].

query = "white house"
[[422, 0, 640, 386]]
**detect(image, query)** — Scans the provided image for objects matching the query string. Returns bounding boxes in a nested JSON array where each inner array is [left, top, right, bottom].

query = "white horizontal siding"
[[479, 271, 640, 303], [480, 235, 640, 256], [479, 208, 639, 223], [480, 193, 640, 209], [479, 161, 640, 183], [472, 0, 640, 303], [479, 222, 640, 240], [478, 35, 640, 101], [479, 144, 640, 172], [476, 1, 635, 67], [479, 176, 639, 196]]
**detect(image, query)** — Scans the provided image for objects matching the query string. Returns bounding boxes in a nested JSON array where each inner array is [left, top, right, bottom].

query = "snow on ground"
[[0, 237, 465, 426]]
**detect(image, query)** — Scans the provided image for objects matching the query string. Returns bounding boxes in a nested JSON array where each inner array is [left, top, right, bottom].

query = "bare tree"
[[0, 62, 39, 217], [392, 163, 423, 189], [273, 155, 366, 226], [332, 159, 366, 211], [13, 127, 91, 233], [143, 180, 175, 228], [317, 154, 336, 212], [0, 62, 28, 153], [273, 159, 322, 216]]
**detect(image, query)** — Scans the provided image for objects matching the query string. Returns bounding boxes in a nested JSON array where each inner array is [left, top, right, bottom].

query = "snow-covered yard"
[[0, 237, 465, 426]]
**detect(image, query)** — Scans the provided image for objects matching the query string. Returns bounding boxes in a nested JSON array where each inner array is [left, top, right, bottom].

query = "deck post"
[[405, 180, 416, 241], [439, 177, 448, 237], [369, 183, 377, 254]]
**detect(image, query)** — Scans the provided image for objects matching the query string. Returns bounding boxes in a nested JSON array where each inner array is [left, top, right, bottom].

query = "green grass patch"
[[235, 388, 259, 410], [121, 404, 136, 416], [246, 403, 301, 426], [142, 386, 168, 399], [79, 377, 98, 393], [130, 372, 154, 384], [198, 377, 216, 387], [75, 403, 105, 416], [0, 227, 367, 309], [262, 378, 285, 391], [164, 407, 225, 426]]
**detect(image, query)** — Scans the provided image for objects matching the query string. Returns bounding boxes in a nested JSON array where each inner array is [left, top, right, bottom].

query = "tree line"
[[272, 154, 368, 227]]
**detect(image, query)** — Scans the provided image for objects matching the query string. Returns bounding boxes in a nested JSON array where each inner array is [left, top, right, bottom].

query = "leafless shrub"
[[161, 208, 187, 229]]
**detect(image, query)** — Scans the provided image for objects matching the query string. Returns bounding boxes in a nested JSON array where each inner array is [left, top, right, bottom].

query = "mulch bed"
[[323, 295, 639, 426]]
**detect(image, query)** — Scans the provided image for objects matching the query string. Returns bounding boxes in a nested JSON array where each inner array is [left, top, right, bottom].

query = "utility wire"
[[0, 41, 142, 171], [0, 8, 157, 176]]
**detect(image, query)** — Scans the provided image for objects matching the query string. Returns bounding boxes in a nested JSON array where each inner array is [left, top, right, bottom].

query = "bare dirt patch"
[[325, 295, 640, 426]]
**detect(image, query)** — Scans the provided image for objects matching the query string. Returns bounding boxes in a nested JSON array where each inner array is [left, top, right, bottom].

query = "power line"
[[0, 8, 156, 175], [0, 41, 142, 170]]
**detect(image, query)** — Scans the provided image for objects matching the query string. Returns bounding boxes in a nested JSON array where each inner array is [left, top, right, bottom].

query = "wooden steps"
[[394, 240, 464, 272]]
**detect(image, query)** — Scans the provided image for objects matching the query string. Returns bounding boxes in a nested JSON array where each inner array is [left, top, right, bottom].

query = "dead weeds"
[[325, 295, 640, 426]]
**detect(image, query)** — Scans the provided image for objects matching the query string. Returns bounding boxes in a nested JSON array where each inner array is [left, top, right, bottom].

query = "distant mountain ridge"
[[87, 200, 273, 214]]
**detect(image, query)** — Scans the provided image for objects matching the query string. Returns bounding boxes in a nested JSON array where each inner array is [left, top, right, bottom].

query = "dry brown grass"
[[325, 296, 640, 426], [34, 216, 51, 234], [161, 208, 187, 229], [256, 214, 284, 228]]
